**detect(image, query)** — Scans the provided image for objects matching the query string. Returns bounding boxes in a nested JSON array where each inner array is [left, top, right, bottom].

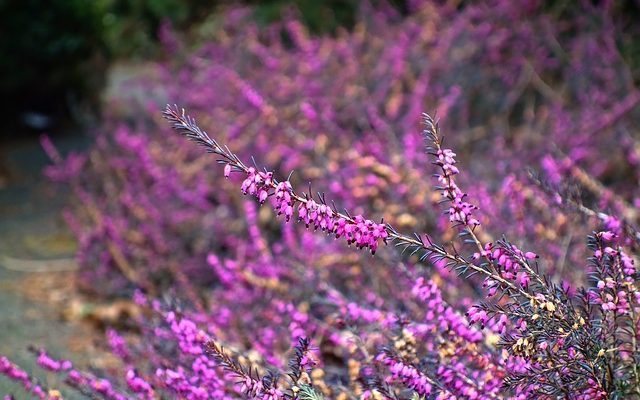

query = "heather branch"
[[287, 337, 314, 385], [204, 340, 272, 398], [163, 105, 533, 302], [422, 113, 546, 301]]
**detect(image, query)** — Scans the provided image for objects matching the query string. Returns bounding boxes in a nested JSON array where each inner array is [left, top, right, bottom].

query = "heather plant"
[[41, 1, 640, 295], [3, 1, 640, 399], [156, 106, 640, 397], [7, 107, 640, 398]]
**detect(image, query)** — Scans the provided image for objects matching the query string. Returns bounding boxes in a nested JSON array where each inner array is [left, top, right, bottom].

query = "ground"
[[0, 131, 116, 397]]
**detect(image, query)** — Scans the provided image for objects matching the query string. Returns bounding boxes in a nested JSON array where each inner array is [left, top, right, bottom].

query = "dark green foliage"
[[100, 0, 214, 58], [0, 0, 107, 131], [251, 0, 410, 34]]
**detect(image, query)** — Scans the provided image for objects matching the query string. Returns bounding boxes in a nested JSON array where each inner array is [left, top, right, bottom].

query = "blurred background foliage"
[[0, 0, 638, 136], [0, 0, 403, 135], [0, 0, 107, 132]]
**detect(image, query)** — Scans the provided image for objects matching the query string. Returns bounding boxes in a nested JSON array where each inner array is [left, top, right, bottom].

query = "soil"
[[0, 131, 115, 398], [0, 63, 157, 397]]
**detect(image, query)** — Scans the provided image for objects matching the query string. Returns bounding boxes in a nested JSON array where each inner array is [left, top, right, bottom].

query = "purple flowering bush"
[[3, 1, 640, 399]]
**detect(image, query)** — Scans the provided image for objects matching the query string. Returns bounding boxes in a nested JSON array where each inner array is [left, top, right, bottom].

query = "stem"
[[164, 105, 537, 304]]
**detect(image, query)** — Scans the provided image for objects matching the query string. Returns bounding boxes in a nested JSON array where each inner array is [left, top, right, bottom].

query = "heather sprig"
[[287, 338, 316, 387], [425, 114, 480, 229], [204, 341, 274, 398], [163, 105, 533, 302], [0, 356, 48, 399], [164, 104, 391, 256], [422, 117, 613, 394], [205, 339, 324, 400], [377, 349, 442, 397]]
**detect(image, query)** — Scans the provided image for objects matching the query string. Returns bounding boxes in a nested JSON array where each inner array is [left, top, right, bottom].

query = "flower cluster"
[[589, 231, 638, 315], [274, 181, 294, 221], [241, 167, 273, 204], [412, 277, 483, 343], [67, 370, 129, 400], [298, 199, 334, 231], [125, 370, 155, 399], [378, 352, 434, 396], [0, 357, 46, 399], [430, 132, 480, 227], [36, 350, 72, 372], [466, 305, 490, 329], [214, 120, 390, 255], [166, 311, 209, 355], [474, 242, 538, 290]]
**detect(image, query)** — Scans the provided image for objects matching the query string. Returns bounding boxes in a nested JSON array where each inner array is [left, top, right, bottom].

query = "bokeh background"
[[1, 0, 640, 397]]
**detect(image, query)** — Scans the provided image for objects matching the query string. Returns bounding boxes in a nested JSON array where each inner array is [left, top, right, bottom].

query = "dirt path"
[[0, 132, 106, 397]]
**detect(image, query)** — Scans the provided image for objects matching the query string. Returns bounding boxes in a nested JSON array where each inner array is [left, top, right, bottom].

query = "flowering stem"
[[163, 105, 534, 302]]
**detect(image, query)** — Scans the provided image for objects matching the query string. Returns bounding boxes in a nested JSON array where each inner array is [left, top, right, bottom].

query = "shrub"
[[3, 1, 640, 398], [42, 1, 640, 295], [9, 105, 640, 398]]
